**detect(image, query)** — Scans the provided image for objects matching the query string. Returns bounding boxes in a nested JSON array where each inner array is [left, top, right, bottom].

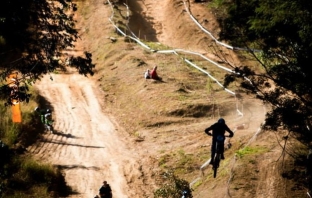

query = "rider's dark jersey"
[[205, 122, 234, 139]]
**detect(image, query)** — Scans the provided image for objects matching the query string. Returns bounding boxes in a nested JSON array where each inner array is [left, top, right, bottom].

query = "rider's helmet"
[[218, 118, 225, 124]]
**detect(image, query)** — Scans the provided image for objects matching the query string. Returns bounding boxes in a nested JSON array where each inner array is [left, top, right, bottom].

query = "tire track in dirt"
[[27, 73, 142, 198]]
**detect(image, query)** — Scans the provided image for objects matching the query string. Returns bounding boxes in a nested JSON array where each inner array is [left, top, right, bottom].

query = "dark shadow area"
[[145, 118, 194, 128], [151, 79, 166, 83], [40, 139, 105, 149], [35, 91, 54, 111], [54, 164, 101, 171], [118, 0, 158, 42], [50, 167, 79, 197], [52, 130, 78, 138], [48, 165, 100, 197], [194, 0, 208, 2], [167, 104, 214, 118], [18, 94, 53, 147]]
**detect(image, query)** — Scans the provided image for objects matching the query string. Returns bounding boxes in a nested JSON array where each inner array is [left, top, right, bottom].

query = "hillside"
[[29, 0, 307, 197]]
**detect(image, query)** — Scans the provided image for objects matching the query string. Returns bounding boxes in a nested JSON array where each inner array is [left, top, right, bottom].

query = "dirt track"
[[29, 73, 139, 197], [26, 0, 269, 197]]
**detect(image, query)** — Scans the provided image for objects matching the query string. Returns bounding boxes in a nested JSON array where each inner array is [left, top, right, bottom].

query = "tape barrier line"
[[105, 3, 269, 193], [107, 1, 253, 87], [182, 0, 261, 53], [106, 0, 249, 120]]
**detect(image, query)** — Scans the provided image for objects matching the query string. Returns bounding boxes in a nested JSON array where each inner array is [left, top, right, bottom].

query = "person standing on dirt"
[[99, 181, 112, 198], [204, 118, 234, 164]]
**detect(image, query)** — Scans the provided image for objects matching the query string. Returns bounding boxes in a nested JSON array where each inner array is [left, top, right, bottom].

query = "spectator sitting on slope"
[[144, 69, 151, 79], [150, 65, 161, 80]]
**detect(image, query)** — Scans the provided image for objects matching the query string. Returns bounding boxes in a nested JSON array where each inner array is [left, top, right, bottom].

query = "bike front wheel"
[[45, 125, 54, 134], [213, 155, 220, 178]]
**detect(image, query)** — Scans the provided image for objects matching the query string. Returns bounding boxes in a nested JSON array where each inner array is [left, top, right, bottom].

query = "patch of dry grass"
[[73, 1, 293, 197]]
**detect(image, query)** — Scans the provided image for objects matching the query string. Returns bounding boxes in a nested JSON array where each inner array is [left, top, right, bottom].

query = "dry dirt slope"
[[28, 0, 306, 197]]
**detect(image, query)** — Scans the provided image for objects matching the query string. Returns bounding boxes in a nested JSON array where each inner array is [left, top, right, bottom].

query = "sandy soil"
[[25, 0, 294, 198], [29, 73, 138, 197]]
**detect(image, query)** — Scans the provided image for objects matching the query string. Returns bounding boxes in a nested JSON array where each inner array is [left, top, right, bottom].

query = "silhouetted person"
[[205, 118, 234, 164], [99, 181, 112, 198]]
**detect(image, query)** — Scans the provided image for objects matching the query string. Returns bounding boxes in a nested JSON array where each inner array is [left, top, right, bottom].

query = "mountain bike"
[[181, 189, 192, 198], [44, 120, 54, 134], [212, 135, 231, 178]]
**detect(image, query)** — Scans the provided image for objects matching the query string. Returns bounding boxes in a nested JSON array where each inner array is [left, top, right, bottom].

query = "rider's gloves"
[[229, 133, 234, 137]]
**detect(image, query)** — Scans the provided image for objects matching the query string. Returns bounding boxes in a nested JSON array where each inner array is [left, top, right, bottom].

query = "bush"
[[154, 169, 192, 198]]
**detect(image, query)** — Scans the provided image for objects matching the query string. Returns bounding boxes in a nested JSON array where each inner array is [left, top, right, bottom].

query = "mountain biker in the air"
[[205, 118, 234, 164]]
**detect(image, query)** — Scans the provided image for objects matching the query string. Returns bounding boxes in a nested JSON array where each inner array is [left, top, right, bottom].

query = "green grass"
[[0, 103, 20, 145], [0, 88, 70, 197], [235, 146, 269, 158], [158, 149, 200, 175], [145, 42, 171, 51], [191, 179, 203, 189], [20, 159, 54, 183], [2, 157, 66, 198]]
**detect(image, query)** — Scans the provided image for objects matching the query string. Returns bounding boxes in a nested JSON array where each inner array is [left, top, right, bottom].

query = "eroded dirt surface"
[[26, 0, 287, 197], [29, 73, 142, 197]]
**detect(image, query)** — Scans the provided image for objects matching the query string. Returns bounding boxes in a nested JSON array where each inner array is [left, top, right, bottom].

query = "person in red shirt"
[[150, 65, 161, 80]]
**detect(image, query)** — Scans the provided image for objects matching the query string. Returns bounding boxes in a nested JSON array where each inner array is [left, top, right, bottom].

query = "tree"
[[154, 170, 192, 198], [213, 0, 312, 146], [0, 0, 95, 105]]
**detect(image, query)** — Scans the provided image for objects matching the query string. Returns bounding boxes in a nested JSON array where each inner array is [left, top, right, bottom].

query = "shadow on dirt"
[[146, 119, 193, 128], [166, 101, 239, 118], [167, 104, 213, 118], [52, 130, 78, 138], [49, 167, 79, 197], [118, 0, 158, 42], [194, 0, 208, 2], [18, 94, 53, 147], [40, 139, 105, 149], [55, 164, 101, 171]]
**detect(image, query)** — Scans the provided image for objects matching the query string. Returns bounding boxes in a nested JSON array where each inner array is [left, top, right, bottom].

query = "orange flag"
[[11, 100, 22, 123], [7, 72, 22, 123]]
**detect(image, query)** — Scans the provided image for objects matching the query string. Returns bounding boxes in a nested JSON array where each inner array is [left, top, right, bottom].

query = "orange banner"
[[11, 100, 22, 123], [7, 72, 22, 123]]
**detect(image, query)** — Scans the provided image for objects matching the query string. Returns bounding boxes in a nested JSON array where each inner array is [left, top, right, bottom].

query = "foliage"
[[214, 0, 312, 145], [0, 96, 70, 197], [0, 156, 69, 198], [235, 146, 269, 158], [0, 0, 95, 105], [154, 169, 192, 198]]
